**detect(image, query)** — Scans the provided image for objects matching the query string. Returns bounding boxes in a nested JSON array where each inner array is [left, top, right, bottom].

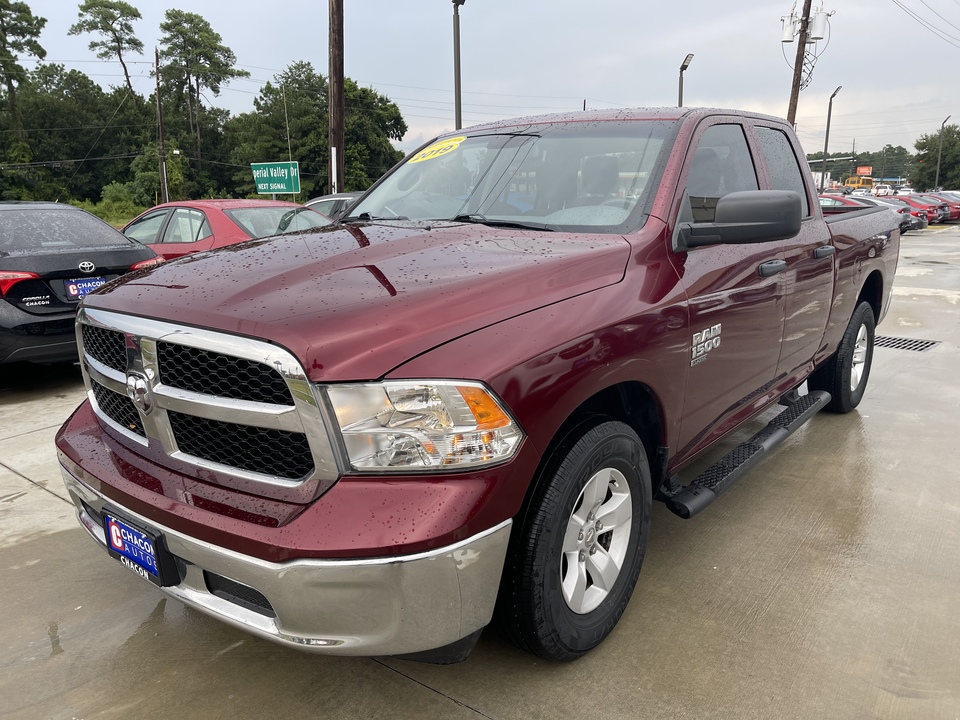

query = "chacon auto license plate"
[[103, 510, 171, 586], [66, 276, 106, 299]]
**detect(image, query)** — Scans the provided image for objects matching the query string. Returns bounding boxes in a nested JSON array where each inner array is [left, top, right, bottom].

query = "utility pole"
[[786, 0, 813, 126], [453, 0, 465, 130], [328, 0, 344, 194], [155, 47, 169, 204]]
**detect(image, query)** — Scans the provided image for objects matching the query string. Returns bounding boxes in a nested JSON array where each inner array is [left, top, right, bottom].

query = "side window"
[[818, 197, 840, 207], [161, 208, 212, 244], [684, 124, 759, 223], [123, 211, 168, 243], [756, 126, 811, 217]]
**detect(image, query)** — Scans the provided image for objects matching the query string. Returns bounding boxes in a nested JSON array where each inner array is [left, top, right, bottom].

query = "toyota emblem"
[[78, 261, 96, 273]]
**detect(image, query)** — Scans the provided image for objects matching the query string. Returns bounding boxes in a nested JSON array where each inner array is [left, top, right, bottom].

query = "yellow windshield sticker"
[[409, 136, 467, 164]]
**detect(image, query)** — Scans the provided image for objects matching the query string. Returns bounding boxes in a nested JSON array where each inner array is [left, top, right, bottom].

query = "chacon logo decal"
[[691, 323, 721, 366], [78, 261, 96, 273]]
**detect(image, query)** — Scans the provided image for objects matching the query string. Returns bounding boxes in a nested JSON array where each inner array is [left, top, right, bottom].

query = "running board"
[[666, 390, 831, 519]]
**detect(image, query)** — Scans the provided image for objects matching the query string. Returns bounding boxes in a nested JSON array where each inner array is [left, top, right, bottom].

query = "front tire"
[[498, 420, 651, 662], [808, 300, 875, 413]]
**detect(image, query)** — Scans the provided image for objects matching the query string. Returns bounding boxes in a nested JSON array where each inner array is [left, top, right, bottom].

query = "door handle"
[[758, 259, 787, 277], [814, 245, 836, 259]]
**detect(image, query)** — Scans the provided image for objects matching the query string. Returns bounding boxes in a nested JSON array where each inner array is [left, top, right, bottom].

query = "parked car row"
[[819, 189, 960, 232], [2, 196, 340, 366]]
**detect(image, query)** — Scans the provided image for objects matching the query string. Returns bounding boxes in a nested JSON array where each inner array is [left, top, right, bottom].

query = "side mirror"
[[678, 190, 802, 249]]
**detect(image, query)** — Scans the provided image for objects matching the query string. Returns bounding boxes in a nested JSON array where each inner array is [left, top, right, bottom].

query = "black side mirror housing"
[[678, 190, 802, 249]]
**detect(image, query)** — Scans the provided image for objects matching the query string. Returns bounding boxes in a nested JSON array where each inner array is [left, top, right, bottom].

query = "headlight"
[[324, 381, 523, 471]]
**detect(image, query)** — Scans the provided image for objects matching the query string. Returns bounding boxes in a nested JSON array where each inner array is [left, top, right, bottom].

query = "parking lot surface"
[[2, 226, 959, 720]]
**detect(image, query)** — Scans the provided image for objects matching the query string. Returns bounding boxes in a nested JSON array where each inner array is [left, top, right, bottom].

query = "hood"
[[85, 222, 630, 381]]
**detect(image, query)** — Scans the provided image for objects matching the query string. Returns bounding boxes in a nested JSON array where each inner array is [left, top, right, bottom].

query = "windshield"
[[346, 120, 674, 233], [223, 206, 331, 238]]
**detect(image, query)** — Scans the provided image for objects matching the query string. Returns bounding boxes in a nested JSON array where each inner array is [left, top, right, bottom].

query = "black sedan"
[[0, 202, 161, 364]]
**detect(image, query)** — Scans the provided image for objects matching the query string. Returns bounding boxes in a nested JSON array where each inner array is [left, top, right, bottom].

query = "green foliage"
[[807, 145, 916, 186], [1, 9, 406, 208], [911, 125, 960, 190], [68, 0, 143, 93], [0, 1, 46, 86], [0, 1, 46, 143], [159, 9, 250, 178], [225, 63, 405, 198]]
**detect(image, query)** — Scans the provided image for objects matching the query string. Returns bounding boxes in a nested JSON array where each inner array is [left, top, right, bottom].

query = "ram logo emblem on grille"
[[125, 372, 153, 414]]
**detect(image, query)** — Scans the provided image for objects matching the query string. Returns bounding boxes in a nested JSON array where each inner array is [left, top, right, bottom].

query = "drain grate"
[[875, 336, 940, 352]]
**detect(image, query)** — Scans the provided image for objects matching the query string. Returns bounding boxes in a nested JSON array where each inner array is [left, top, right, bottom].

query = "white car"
[[874, 184, 893, 196]]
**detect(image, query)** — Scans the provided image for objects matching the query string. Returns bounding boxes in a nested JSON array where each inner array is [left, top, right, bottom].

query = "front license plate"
[[66, 276, 106, 299], [103, 511, 165, 586]]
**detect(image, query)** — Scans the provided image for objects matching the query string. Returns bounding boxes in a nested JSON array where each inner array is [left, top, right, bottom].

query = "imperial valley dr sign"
[[251, 161, 301, 194]]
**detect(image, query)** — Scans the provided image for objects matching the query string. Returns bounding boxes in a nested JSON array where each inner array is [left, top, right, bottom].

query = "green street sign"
[[251, 161, 301, 194]]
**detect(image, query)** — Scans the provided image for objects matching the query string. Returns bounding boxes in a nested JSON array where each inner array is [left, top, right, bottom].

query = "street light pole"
[[935, 114, 951, 190], [453, 0, 465, 130], [678, 53, 694, 107], [820, 85, 841, 193]]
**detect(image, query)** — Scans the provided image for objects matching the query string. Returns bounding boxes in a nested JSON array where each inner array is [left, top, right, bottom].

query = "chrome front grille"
[[90, 379, 145, 436], [76, 307, 341, 502], [157, 341, 293, 405], [82, 324, 126, 373], [168, 411, 313, 480]]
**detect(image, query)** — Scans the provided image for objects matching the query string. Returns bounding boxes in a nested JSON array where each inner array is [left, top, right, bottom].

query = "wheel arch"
[[858, 269, 884, 321], [514, 381, 666, 531]]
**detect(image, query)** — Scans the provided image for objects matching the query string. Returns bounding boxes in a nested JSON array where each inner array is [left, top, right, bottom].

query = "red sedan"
[[919, 193, 960, 221], [122, 199, 331, 261], [894, 195, 947, 223]]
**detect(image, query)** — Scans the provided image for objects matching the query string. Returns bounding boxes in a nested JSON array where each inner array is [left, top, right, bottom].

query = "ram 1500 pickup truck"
[[57, 108, 900, 663]]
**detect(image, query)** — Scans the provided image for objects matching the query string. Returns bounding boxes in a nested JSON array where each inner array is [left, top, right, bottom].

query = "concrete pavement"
[[1, 226, 959, 719]]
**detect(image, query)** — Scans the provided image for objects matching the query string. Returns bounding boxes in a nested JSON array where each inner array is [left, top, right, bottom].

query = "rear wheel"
[[808, 300, 875, 413], [498, 420, 651, 661]]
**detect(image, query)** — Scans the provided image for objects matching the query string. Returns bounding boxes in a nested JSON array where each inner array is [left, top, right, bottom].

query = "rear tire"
[[808, 300, 875, 413], [497, 420, 651, 662]]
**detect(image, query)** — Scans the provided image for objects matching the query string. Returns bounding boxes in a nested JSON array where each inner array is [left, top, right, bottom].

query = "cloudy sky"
[[26, 0, 960, 158]]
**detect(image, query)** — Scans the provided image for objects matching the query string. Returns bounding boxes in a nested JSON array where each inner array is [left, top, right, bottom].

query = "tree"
[[158, 9, 248, 174], [0, 1, 46, 148], [224, 62, 406, 198], [912, 125, 960, 191], [68, 0, 143, 95]]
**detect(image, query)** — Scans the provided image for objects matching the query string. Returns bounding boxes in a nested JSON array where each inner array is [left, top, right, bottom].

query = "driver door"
[[673, 121, 787, 460]]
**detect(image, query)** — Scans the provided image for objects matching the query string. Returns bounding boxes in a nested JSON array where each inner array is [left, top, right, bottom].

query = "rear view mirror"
[[678, 190, 802, 249]]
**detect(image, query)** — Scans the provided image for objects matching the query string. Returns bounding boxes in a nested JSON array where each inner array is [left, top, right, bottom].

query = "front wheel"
[[808, 300, 876, 413], [497, 420, 651, 662]]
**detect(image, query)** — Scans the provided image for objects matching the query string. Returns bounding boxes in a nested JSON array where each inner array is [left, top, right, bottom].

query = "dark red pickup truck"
[[56, 108, 899, 663]]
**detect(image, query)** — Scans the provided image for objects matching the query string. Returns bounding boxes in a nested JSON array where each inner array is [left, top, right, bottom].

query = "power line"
[[891, 0, 960, 48]]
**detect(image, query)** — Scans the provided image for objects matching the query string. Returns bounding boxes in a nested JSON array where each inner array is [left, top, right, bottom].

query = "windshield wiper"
[[339, 212, 409, 223], [450, 214, 553, 231]]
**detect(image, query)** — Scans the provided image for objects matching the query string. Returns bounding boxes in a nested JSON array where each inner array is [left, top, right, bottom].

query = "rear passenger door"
[[150, 208, 215, 260], [673, 120, 787, 459], [751, 123, 834, 382]]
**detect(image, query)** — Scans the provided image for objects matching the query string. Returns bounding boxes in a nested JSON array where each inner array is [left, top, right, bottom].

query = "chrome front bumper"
[[60, 458, 511, 657]]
